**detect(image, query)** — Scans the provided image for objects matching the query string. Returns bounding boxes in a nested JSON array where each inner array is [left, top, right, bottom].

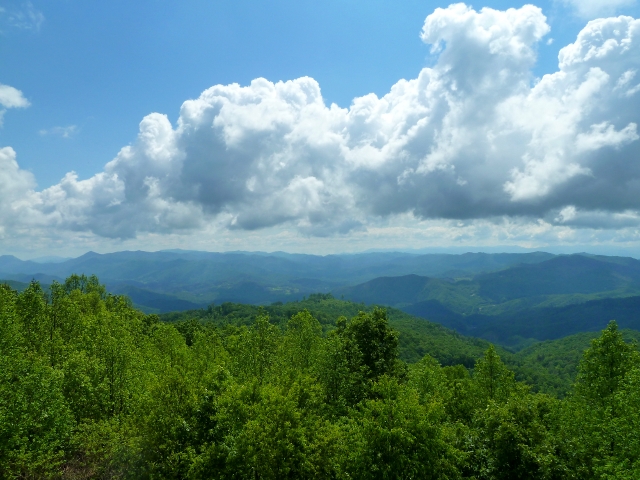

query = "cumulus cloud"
[[0, 147, 40, 238], [2, 3, 640, 244]]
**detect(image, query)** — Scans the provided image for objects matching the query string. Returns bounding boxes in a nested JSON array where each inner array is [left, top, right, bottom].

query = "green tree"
[[470, 393, 563, 480], [316, 323, 367, 412], [15, 281, 48, 357], [574, 321, 638, 410], [235, 313, 280, 383], [62, 273, 107, 298], [473, 345, 517, 404], [560, 321, 640, 478], [345, 376, 459, 480], [605, 366, 640, 478], [282, 309, 322, 374], [0, 355, 73, 478], [343, 308, 403, 382], [409, 355, 448, 404], [220, 383, 313, 479]]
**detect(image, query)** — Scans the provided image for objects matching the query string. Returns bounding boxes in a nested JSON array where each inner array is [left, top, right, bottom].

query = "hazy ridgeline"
[[2, 274, 640, 478], [0, 250, 557, 311], [4, 250, 640, 349]]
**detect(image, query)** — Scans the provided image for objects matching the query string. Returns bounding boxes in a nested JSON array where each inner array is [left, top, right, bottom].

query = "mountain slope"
[[0, 279, 31, 292], [403, 294, 640, 347], [513, 329, 640, 396], [466, 295, 640, 345], [333, 254, 640, 347], [475, 254, 640, 302]]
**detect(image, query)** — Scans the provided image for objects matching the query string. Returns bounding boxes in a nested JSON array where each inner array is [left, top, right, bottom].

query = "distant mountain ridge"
[[5, 250, 640, 345], [0, 250, 555, 312]]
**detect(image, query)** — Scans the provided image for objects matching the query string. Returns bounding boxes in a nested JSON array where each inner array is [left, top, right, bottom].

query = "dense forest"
[[2, 275, 640, 478]]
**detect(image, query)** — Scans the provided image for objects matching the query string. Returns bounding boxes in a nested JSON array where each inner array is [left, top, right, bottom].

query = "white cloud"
[[0, 147, 41, 233], [1, 3, 640, 251], [0, 83, 30, 127], [39, 125, 78, 138], [0, 84, 30, 109], [575, 121, 639, 152], [560, 0, 637, 19], [553, 205, 640, 228]]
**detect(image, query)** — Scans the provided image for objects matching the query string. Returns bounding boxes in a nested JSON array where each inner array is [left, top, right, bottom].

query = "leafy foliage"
[[1, 275, 640, 478]]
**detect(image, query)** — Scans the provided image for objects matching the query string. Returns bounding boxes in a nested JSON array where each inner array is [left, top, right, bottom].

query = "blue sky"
[[2, 0, 640, 257]]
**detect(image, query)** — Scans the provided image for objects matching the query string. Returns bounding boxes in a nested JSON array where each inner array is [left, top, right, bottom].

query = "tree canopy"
[[1, 276, 639, 478]]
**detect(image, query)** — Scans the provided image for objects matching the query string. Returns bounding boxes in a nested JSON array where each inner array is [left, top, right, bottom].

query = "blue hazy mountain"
[[4, 250, 640, 341], [335, 254, 640, 347], [0, 250, 554, 312]]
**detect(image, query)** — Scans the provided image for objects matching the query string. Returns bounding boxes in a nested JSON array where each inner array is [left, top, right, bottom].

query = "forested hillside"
[[335, 255, 640, 347], [512, 329, 640, 397], [159, 295, 497, 367], [431, 295, 640, 347], [159, 297, 606, 397], [2, 275, 640, 478]]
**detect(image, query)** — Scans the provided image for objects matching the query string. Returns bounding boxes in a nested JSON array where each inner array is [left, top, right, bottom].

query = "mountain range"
[[2, 249, 640, 348], [335, 254, 640, 346], [0, 249, 554, 312]]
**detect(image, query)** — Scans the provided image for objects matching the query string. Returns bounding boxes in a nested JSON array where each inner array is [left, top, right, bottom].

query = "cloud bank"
[[2, 3, 640, 250]]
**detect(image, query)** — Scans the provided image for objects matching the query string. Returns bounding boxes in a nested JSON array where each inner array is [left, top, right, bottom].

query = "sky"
[[2, 0, 640, 258]]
